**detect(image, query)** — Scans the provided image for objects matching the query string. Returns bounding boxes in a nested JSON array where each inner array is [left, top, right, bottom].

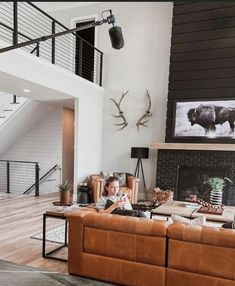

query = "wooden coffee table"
[[150, 200, 235, 223], [150, 201, 198, 219]]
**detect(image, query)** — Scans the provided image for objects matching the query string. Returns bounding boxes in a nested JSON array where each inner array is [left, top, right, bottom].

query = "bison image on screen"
[[174, 100, 235, 138]]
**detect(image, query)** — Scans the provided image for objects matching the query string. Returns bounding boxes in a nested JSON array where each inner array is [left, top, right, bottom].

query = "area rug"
[[0, 259, 115, 286], [31, 225, 65, 244]]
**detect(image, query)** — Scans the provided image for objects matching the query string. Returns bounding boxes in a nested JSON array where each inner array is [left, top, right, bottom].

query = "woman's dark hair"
[[102, 176, 119, 196]]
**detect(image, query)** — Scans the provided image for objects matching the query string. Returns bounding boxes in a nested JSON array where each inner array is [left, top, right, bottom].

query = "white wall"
[[52, 2, 173, 199], [1, 104, 63, 194], [0, 40, 104, 196]]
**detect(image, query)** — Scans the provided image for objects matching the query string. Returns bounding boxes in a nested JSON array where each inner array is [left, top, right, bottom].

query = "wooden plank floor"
[[0, 192, 67, 273]]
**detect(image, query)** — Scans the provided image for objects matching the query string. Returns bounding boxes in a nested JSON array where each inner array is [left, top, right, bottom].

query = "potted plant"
[[205, 177, 232, 206], [58, 180, 73, 205]]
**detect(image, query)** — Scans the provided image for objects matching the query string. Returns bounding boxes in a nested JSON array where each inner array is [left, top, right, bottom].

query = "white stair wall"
[[0, 101, 58, 158], [0, 103, 63, 194]]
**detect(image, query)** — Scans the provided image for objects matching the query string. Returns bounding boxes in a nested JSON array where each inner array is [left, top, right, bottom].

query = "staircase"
[[0, 91, 28, 128], [0, 100, 63, 196], [0, 2, 105, 194], [0, 160, 60, 196]]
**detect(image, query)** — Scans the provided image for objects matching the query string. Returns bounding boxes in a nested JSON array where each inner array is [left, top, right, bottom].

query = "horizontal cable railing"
[[0, 160, 40, 196], [0, 1, 103, 86]]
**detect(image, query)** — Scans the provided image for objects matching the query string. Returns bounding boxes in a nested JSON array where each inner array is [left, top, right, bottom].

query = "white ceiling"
[[33, 2, 100, 13], [0, 70, 75, 109]]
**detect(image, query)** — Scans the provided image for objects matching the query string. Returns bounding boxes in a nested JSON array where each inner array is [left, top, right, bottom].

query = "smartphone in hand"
[[119, 193, 126, 201]]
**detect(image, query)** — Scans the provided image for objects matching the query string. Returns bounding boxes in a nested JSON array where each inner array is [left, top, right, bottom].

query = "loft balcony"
[[0, 1, 103, 86]]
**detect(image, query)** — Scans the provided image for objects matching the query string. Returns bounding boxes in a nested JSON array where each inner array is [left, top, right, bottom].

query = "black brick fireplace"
[[157, 2, 235, 206], [156, 149, 235, 206], [177, 166, 228, 203]]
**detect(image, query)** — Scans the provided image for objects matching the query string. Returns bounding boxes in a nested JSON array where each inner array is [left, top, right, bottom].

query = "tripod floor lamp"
[[131, 147, 149, 200]]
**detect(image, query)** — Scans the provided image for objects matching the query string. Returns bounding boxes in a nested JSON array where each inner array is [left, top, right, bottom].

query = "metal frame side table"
[[42, 211, 68, 262]]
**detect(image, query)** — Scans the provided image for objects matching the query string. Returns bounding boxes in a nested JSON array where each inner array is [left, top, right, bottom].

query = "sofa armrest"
[[68, 212, 85, 275], [89, 175, 104, 203], [127, 176, 139, 203]]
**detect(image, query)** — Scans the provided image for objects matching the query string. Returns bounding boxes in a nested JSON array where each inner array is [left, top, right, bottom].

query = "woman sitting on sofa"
[[96, 176, 146, 218]]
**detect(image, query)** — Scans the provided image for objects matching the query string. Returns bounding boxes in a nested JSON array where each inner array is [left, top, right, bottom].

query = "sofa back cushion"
[[100, 171, 113, 181], [84, 227, 166, 266], [113, 172, 126, 187], [79, 212, 168, 266], [100, 171, 134, 187]]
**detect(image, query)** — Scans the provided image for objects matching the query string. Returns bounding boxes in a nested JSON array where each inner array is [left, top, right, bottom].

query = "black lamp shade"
[[131, 147, 149, 159]]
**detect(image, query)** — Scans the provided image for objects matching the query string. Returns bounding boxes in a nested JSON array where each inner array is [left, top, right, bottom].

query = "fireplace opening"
[[176, 166, 228, 204]]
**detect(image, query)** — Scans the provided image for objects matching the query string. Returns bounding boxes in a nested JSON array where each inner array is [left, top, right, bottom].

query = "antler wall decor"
[[136, 89, 152, 130], [110, 90, 129, 130]]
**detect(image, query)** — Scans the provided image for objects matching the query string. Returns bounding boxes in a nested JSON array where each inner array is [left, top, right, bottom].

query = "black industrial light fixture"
[[0, 9, 124, 54]]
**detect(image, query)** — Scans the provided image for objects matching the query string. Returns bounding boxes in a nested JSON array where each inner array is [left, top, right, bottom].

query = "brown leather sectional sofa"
[[68, 211, 235, 286]]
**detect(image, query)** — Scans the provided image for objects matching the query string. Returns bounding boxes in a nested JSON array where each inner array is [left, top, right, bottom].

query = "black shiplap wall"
[[165, 2, 235, 143]]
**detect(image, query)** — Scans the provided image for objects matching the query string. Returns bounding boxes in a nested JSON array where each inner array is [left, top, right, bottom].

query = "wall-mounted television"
[[173, 98, 235, 141]]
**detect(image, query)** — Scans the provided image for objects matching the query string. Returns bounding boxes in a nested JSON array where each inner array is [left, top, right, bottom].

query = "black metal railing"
[[0, 160, 40, 196], [0, 92, 20, 118], [23, 164, 58, 195], [0, 1, 103, 86]]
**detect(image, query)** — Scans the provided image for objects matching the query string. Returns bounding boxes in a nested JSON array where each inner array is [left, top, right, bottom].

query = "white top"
[[96, 194, 132, 210]]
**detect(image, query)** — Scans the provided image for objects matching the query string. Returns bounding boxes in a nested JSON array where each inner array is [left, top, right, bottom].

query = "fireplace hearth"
[[156, 149, 235, 206]]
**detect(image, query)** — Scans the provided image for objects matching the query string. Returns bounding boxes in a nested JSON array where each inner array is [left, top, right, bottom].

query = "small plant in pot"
[[205, 177, 232, 206], [58, 180, 73, 205]]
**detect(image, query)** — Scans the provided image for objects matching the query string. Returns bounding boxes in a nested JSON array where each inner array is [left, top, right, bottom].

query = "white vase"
[[210, 189, 223, 205]]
